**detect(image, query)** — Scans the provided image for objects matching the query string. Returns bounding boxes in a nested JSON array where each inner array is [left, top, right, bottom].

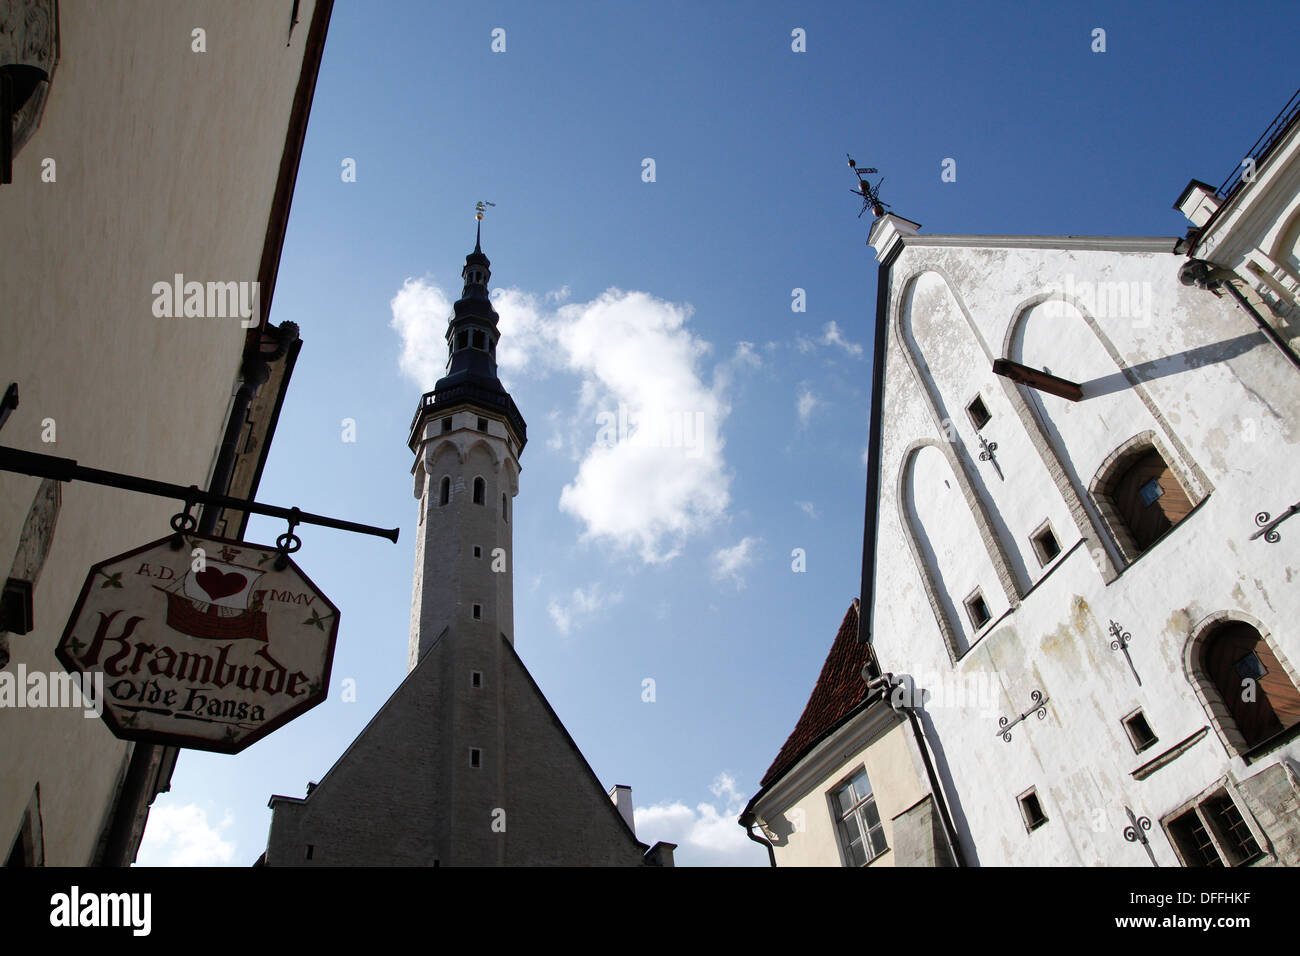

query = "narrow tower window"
[[477, 417, 488, 432], [1018, 788, 1047, 831], [1030, 521, 1061, 566], [964, 589, 991, 630], [966, 395, 991, 431], [1122, 709, 1158, 753], [439, 477, 450, 506], [473, 604, 482, 620], [469, 748, 481, 769], [502, 493, 508, 522], [441, 416, 452, 433], [472, 330, 486, 350], [473, 477, 485, 505], [471, 671, 482, 688], [456, 330, 469, 351]]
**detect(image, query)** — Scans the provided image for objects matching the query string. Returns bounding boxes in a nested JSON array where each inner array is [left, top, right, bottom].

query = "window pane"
[[866, 823, 888, 859], [845, 838, 867, 867], [862, 798, 881, 830], [851, 770, 873, 802], [835, 785, 856, 816], [840, 813, 862, 846], [1139, 478, 1164, 506], [1233, 651, 1266, 681]]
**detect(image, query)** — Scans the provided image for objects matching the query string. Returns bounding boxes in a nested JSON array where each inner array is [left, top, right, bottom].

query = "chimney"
[[609, 784, 635, 834]]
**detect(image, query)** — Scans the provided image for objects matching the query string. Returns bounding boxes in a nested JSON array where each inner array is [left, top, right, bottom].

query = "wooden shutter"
[[1205, 622, 1300, 749], [1113, 451, 1191, 551]]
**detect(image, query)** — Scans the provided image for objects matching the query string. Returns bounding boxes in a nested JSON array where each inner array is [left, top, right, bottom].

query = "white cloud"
[[796, 500, 818, 518], [711, 536, 759, 588], [796, 387, 819, 426], [391, 279, 736, 564], [136, 802, 236, 867], [795, 334, 816, 354], [634, 773, 768, 867], [389, 277, 453, 389], [820, 320, 864, 357], [547, 583, 622, 635]]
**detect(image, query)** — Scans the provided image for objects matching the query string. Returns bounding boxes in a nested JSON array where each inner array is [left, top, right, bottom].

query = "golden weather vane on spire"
[[475, 200, 496, 221]]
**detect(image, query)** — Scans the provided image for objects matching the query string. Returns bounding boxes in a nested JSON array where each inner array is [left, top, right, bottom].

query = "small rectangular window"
[[471, 671, 482, 688], [1122, 709, 1158, 752], [1233, 652, 1266, 681], [473, 604, 482, 620], [1139, 478, 1164, 506], [441, 416, 453, 433], [305, 844, 314, 860], [469, 748, 481, 768], [964, 590, 991, 630], [1030, 522, 1061, 567], [1168, 809, 1223, 867], [473, 545, 481, 558], [1205, 794, 1263, 864], [1164, 789, 1265, 867], [967, 395, 991, 430], [477, 417, 488, 432], [1018, 788, 1047, 831]]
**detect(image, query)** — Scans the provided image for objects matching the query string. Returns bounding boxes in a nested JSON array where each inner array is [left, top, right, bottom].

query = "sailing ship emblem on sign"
[[158, 556, 269, 642], [56, 533, 340, 754]]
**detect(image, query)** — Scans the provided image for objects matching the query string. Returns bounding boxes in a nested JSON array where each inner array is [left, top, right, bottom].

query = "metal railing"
[[1216, 86, 1300, 200]]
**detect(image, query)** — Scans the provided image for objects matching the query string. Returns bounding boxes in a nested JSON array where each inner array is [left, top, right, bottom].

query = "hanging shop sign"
[[55, 534, 339, 754]]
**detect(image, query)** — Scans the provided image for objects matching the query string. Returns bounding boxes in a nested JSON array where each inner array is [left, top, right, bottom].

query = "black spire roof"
[[408, 227, 527, 450]]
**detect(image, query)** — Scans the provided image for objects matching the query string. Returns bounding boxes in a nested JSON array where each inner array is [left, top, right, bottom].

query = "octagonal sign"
[[56, 534, 340, 754]]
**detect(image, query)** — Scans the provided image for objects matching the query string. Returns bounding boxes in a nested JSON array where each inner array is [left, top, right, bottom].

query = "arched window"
[[1202, 621, 1300, 751], [473, 477, 485, 505], [1091, 437, 1194, 561], [439, 477, 450, 506], [501, 493, 508, 522]]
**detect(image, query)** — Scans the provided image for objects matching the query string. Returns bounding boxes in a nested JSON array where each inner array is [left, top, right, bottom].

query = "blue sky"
[[137, 0, 1298, 866]]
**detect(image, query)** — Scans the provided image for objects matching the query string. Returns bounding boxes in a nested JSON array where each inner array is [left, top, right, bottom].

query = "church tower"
[[407, 222, 526, 671], [262, 221, 670, 866]]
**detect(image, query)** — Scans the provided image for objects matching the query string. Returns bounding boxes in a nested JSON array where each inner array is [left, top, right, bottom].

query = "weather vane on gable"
[[475, 200, 496, 220], [846, 155, 889, 219]]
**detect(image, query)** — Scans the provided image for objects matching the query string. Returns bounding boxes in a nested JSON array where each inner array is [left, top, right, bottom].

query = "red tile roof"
[[760, 600, 874, 788]]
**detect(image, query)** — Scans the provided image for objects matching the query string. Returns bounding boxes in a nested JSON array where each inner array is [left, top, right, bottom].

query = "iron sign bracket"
[[0, 445, 398, 545]]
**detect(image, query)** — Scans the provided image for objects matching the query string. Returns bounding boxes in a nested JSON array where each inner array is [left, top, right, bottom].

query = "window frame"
[[966, 394, 992, 431], [829, 768, 889, 867], [1029, 520, 1061, 568], [1162, 784, 1266, 868], [1089, 432, 1203, 566], [1121, 708, 1158, 754], [1017, 786, 1048, 833], [963, 588, 991, 631]]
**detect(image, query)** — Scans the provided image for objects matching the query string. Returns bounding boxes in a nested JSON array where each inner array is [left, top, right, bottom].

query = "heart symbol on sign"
[[195, 568, 248, 601]]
